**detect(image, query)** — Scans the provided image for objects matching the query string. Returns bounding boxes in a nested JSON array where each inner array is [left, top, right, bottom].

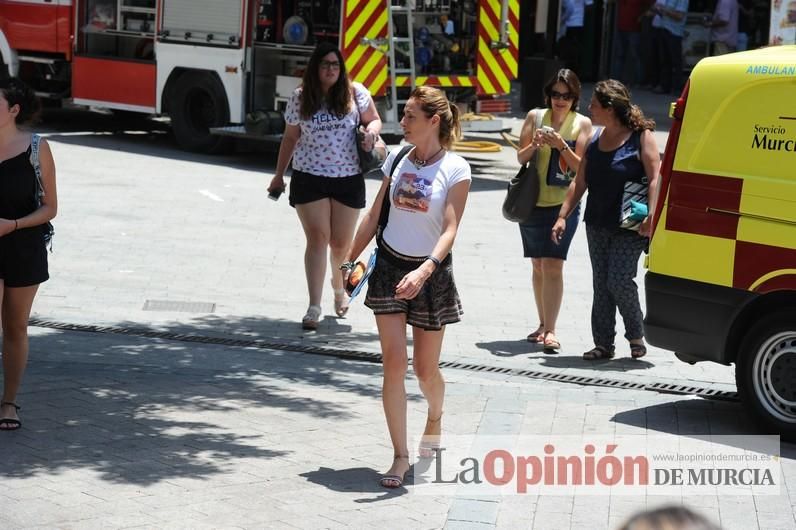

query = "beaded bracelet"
[[339, 261, 357, 272]]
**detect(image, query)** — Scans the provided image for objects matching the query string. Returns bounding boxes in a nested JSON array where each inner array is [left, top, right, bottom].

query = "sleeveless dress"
[[0, 145, 49, 287]]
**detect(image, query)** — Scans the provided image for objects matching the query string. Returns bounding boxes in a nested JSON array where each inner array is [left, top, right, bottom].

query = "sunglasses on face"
[[319, 60, 341, 70], [550, 90, 574, 101]]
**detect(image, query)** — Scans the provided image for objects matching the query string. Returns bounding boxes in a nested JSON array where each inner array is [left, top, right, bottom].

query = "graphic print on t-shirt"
[[393, 171, 432, 213]]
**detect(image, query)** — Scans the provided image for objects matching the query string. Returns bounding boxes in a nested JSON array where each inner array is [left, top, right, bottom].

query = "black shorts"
[[364, 239, 462, 331], [289, 170, 366, 209], [0, 227, 49, 288]]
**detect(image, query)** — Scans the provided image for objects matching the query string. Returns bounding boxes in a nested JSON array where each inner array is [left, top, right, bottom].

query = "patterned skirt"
[[364, 238, 463, 331]]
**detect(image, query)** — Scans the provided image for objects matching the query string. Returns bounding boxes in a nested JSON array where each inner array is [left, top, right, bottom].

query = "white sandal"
[[332, 287, 349, 317], [302, 305, 322, 330]]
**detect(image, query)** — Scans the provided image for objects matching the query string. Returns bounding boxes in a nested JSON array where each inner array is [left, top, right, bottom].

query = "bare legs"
[[1, 283, 39, 428], [295, 198, 359, 313], [376, 314, 446, 481], [530, 257, 565, 345]]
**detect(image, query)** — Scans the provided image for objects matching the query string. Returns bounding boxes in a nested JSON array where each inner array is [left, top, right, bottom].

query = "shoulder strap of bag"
[[30, 133, 44, 203], [378, 144, 413, 234]]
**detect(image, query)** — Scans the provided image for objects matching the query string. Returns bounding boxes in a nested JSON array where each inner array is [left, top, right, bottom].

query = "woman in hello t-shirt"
[[342, 86, 472, 488], [268, 42, 383, 330]]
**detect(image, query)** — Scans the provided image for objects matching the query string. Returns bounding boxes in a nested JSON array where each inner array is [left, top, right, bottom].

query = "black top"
[[0, 146, 42, 243], [583, 130, 646, 228]]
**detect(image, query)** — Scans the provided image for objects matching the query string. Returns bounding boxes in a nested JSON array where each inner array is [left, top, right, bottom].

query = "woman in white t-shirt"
[[268, 42, 383, 330], [342, 86, 471, 488]]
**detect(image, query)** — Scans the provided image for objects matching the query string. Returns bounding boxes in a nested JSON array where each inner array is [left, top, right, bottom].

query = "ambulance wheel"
[[170, 71, 230, 153], [736, 310, 796, 442]]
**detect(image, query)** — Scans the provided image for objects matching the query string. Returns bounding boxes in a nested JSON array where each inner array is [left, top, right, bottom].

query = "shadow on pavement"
[[0, 316, 402, 486], [540, 355, 655, 371], [476, 339, 546, 357], [300, 466, 410, 502]]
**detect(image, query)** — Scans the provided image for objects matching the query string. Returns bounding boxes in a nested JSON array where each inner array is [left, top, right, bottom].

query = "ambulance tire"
[[736, 310, 796, 443], [170, 71, 231, 153]]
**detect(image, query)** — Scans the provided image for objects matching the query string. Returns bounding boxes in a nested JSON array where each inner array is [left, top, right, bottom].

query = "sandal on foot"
[[332, 287, 349, 318], [380, 455, 410, 488], [301, 305, 322, 330], [630, 343, 647, 359], [543, 332, 561, 351], [0, 402, 21, 431], [418, 413, 443, 458], [526, 325, 545, 343], [582, 345, 615, 360]]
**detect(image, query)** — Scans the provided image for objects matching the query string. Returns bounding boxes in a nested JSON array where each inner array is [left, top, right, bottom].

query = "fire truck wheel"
[[170, 71, 230, 153], [736, 309, 796, 442]]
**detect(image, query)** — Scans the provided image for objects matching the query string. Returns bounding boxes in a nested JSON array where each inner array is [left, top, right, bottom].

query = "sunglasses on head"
[[550, 90, 574, 101]]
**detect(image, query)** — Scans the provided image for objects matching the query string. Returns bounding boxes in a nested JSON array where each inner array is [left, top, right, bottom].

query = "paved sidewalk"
[[32, 118, 736, 397], [2, 327, 794, 529]]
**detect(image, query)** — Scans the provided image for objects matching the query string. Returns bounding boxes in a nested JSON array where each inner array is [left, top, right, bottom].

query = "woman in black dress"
[[0, 78, 58, 431]]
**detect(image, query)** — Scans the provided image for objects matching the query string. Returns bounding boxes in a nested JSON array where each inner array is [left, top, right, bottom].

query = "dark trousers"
[[658, 28, 683, 93], [557, 26, 584, 74], [611, 30, 642, 86], [585, 225, 648, 348]]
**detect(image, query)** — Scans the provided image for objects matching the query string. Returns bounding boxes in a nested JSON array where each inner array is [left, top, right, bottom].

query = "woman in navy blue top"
[[552, 80, 660, 360], [0, 78, 58, 431]]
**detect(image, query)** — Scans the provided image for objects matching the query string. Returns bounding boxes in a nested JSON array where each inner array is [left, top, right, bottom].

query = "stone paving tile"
[[4, 326, 794, 529]]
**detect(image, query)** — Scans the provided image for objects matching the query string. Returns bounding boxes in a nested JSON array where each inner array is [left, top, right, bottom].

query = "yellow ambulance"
[[644, 46, 796, 441]]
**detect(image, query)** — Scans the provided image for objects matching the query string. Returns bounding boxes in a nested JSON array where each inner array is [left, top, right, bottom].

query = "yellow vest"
[[534, 110, 585, 207]]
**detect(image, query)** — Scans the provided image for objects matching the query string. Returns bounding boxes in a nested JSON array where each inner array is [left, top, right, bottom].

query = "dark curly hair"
[[299, 41, 352, 120], [0, 77, 41, 125], [543, 69, 581, 111], [593, 79, 655, 132]]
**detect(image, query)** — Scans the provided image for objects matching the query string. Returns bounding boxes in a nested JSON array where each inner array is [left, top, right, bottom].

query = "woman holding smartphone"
[[516, 69, 592, 351]]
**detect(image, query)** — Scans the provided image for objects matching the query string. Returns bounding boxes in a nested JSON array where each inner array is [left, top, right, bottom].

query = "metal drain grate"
[[29, 318, 738, 402], [143, 300, 216, 313]]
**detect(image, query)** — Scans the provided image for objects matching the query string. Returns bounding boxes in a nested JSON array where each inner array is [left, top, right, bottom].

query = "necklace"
[[412, 147, 445, 169]]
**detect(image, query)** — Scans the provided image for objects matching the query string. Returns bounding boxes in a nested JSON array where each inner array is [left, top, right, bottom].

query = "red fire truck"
[[0, 0, 519, 152]]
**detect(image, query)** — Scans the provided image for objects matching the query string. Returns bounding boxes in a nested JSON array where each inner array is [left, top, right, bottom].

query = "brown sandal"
[[0, 402, 21, 431], [630, 343, 647, 359], [380, 455, 410, 488], [582, 345, 615, 360]]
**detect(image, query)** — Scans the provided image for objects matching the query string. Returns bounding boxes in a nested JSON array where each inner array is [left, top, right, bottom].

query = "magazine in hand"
[[348, 248, 378, 303]]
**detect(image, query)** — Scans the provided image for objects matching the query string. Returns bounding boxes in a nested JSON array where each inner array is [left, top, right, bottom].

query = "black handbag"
[[502, 162, 540, 223], [357, 126, 387, 174]]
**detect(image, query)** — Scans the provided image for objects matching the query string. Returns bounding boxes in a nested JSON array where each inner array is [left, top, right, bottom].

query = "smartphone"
[[268, 188, 284, 201], [540, 126, 555, 135]]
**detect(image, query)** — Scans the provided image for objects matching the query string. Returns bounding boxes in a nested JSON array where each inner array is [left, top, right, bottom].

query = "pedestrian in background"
[[557, 0, 586, 73], [552, 80, 660, 361], [611, 0, 647, 86], [516, 69, 592, 351], [649, 0, 689, 95], [343, 86, 471, 488], [0, 78, 58, 431], [706, 0, 739, 55], [268, 41, 383, 330]]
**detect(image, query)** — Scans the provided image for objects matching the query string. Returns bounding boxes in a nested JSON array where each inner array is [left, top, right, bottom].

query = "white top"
[[284, 81, 372, 177], [380, 148, 471, 257]]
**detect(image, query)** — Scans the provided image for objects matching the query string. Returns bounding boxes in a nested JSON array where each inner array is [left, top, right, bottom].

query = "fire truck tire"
[[735, 309, 796, 442], [169, 71, 230, 153]]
